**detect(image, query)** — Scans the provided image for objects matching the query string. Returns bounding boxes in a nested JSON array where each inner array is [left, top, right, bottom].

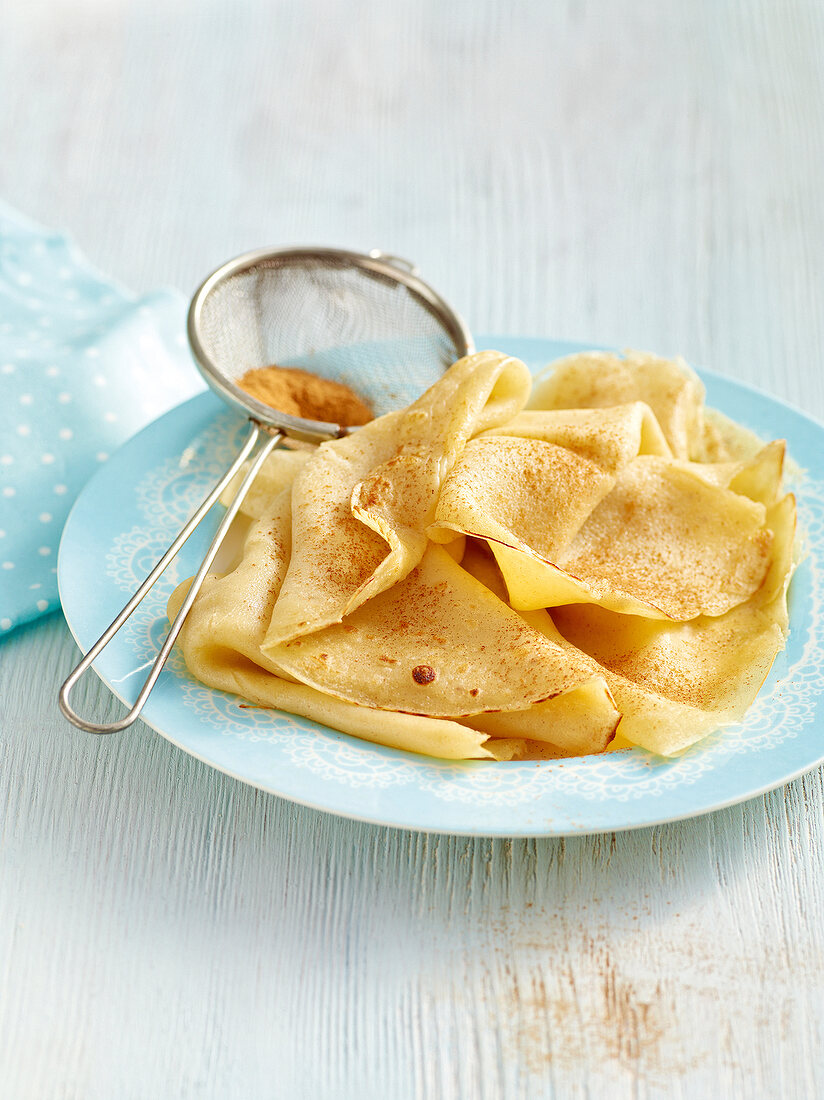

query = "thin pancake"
[[479, 402, 672, 473], [529, 350, 707, 460], [168, 499, 505, 760], [667, 441, 785, 506], [550, 494, 796, 754], [552, 457, 773, 619], [429, 436, 615, 556], [455, 540, 619, 754], [431, 443, 773, 619], [266, 351, 532, 645], [265, 542, 614, 719], [172, 345, 795, 763]]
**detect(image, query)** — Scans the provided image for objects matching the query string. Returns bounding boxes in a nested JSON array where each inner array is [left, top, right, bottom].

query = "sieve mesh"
[[192, 252, 468, 424]]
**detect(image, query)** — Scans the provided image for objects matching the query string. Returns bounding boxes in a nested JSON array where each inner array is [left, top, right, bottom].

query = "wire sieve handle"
[[367, 250, 420, 276], [59, 421, 283, 734]]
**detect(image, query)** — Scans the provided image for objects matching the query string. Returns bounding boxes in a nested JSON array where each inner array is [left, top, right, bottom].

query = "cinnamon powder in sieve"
[[237, 365, 373, 426]]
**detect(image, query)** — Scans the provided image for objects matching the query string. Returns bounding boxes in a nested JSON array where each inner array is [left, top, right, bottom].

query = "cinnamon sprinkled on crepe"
[[170, 349, 796, 761]]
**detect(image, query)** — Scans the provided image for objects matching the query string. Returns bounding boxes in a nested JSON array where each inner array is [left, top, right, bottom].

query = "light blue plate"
[[58, 337, 824, 836]]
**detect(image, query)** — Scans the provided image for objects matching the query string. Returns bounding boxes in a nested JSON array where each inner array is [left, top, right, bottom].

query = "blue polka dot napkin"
[[0, 202, 204, 636]]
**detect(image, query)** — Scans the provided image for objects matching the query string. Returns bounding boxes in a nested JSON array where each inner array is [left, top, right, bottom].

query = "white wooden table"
[[2, 2, 823, 1096]]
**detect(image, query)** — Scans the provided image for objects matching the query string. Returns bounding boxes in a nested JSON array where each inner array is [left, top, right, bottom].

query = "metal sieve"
[[59, 247, 474, 733]]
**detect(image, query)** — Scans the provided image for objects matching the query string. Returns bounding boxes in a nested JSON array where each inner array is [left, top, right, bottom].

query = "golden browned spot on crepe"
[[412, 665, 437, 684]]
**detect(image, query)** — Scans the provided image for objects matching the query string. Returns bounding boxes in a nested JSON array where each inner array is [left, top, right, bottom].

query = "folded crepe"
[[550, 493, 796, 754], [171, 491, 620, 760], [430, 442, 773, 619], [478, 402, 672, 473], [169, 348, 795, 762], [528, 349, 713, 460], [169, 506, 500, 760], [264, 350, 532, 646]]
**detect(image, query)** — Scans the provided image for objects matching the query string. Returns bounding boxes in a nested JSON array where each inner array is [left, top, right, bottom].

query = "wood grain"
[[1, 1, 823, 1097]]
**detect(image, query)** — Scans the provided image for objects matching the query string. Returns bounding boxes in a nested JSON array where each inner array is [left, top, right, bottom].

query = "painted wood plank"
[[1, 1, 823, 1097]]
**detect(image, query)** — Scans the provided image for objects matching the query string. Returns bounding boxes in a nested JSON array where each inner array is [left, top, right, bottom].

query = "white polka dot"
[[2, 487, 15, 498], [16, 272, 33, 286], [29, 582, 41, 590], [50, 567, 57, 574], [65, 289, 79, 301], [104, 412, 117, 423], [57, 266, 73, 279], [15, 348, 31, 359], [45, 365, 60, 377], [58, 393, 72, 404], [31, 241, 46, 257], [36, 599, 48, 612], [58, 428, 73, 441], [41, 453, 55, 465], [0, 619, 11, 631], [2, 561, 14, 569], [85, 347, 100, 359], [93, 375, 106, 386], [0, 530, 5, 537], [16, 425, 31, 437], [96, 452, 109, 462], [53, 484, 68, 495], [1, 455, 13, 465], [175, 333, 187, 346], [19, 393, 33, 405], [39, 512, 52, 523], [38, 316, 53, 328], [38, 546, 51, 556], [1, 363, 15, 374]]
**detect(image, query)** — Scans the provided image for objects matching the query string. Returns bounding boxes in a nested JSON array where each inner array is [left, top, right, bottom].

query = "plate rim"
[[57, 335, 824, 836], [55, 604, 824, 837]]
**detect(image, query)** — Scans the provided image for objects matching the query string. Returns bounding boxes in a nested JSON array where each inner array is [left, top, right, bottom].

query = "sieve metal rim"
[[187, 245, 475, 443]]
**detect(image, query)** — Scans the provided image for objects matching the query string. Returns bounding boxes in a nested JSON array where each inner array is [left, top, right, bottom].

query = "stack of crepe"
[[168, 350, 796, 761]]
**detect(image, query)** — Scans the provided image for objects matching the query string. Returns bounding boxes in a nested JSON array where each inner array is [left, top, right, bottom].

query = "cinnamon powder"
[[237, 365, 372, 426]]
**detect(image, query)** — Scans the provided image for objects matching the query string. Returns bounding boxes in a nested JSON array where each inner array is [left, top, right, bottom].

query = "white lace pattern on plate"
[[106, 411, 824, 807]]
